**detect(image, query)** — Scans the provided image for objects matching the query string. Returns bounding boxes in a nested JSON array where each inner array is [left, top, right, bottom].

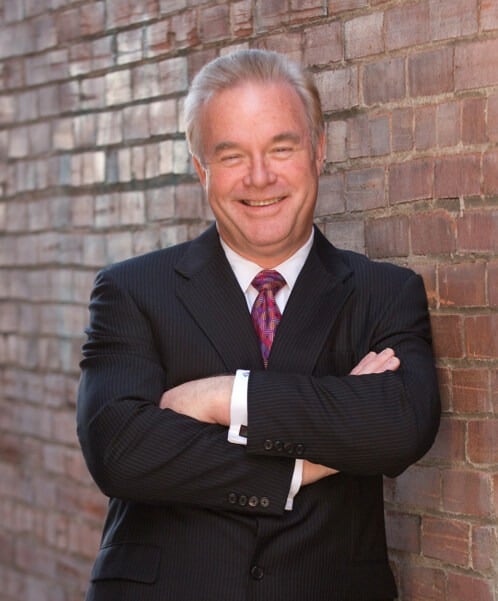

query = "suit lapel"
[[174, 225, 263, 372], [268, 228, 354, 374]]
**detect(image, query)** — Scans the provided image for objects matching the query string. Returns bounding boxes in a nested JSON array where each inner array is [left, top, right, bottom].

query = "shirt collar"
[[219, 229, 314, 294]]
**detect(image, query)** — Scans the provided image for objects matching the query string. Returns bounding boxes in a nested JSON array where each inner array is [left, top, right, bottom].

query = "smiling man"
[[77, 49, 440, 601]]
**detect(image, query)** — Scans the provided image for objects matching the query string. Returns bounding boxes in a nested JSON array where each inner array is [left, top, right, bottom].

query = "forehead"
[[199, 81, 310, 148]]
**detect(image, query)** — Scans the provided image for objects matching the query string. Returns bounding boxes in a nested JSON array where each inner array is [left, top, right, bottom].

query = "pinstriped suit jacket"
[[77, 224, 440, 601]]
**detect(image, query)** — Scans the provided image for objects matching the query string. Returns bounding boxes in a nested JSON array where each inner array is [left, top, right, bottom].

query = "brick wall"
[[0, 1, 497, 599]]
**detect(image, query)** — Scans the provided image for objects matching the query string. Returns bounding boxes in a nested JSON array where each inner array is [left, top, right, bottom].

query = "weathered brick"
[[171, 10, 199, 49], [328, 0, 368, 13], [105, 70, 132, 106], [442, 468, 493, 516], [324, 219, 365, 255], [489, 261, 498, 307], [472, 526, 498, 572], [200, 4, 230, 43], [345, 167, 385, 211], [315, 66, 359, 113], [107, 0, 159, 28], [80, 2, 105, 35], [399, 565, 445, 601], [426, 417, 465, 463], [117, 27, 144, 65], [304, 22, 342, 67], [345, 13, 383, 59], [482, 0, 498, 31], [326, 120, 347, 163], [363, 57, 405, 105], [429, 0, 478, 40], [455, 38, 498, 91], [439, 261, 486, 307], [385, 511, 420, 553], [255, 0, 290, 31], [437, 101, 461, 148], [430, 314, 464, 359], [389, 159, 433, 205], [414, 104, 437, 150], [447, 572, 494, 601], [394, 466, 441, 511], [392, 108, 413, 152], [231, 0, 253, 38], [435, 154, 481, 199], [409, 47, 454, 97], [385, 1, 430, 51], [462, 96, 487, 144], [422, 516, 470, 566], [316, 173, 345, 216], [457, 210, 498, 252], [146, 19, 172, 58], [365, 215, 410, 258]]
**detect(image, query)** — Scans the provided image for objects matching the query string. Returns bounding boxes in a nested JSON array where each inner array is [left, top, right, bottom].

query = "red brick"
[[289, 0, 325, 22], [429, 0, 478, 40], [171, 10, 200, 49], [409, 47, 454, 97], [483, 150, 498, 196], [254, 32, 302, 64], [147, 20, 173, 58], [465, 314, 498, 359], [400, 565, 445, 601], [439, 261, 486, 307], [488, 93, 498, 142], [345, 13, 383, 59], [80, 2, 105, 35], [394, 466, 441, 511], [345, 167, 385, 211], [316, 173, 345, 216], [363, 57, 405, 105], [430, 314, 464, 359], [457, 210, 498, 252], [385, 511, 420, 553], [315, 66, 359, 113], [437, 101, 461, 147], [455, 38, 498, 91], [442, 469, 493, 516], [452, 368, 493, 413], [385, 1, 430, 51], [200, 4, 230, 43], [422, 516, 470, 566], [389, 159, 433, 205], [365, 215, 410, 258], [392, 108, 413, 152], [489, 261, 498, 307], [107, 0, 159, 28], [467, 419, 498, 464], [414, 104, 436, 150], [303, 22, 342, 67], [435, 154, 481, 199], [426, 417, 465, 463], [56, 8, 80, 43], [323, 219, 365, 255], [472, 525, 498, 572], [447, 572, 494, 601], [482, 0, 498, 31], [329, 0, 368, 13], [462, 97, 487, 145], [255, 0, 290, 30], [411, 211, 457, 255], [231, 0, 253, 38]]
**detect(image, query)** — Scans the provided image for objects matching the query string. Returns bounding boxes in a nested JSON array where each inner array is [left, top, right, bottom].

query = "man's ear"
[[192, 155, 207, 187]]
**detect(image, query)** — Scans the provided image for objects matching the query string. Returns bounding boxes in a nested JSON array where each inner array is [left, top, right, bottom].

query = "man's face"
[[193, 81, 325, 267]]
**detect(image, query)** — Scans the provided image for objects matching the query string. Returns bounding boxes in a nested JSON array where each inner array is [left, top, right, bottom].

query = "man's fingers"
[[350, 348, 400, 375]]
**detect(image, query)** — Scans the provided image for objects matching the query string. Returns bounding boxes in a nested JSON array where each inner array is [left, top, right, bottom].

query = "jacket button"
[[248, 496, 259, 507], [295, 443, 305, 456], [284, 442, 294, 454], [260, 496, 270, 508], [250, 565, 264, 580], [238, 494, 248, 506], [228, 492, 237, 504], [274, 440, 283, 451], [264, 439, 273, 451]]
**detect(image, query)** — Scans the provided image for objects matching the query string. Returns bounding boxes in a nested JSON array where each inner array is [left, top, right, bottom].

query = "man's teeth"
[[243, 197, 283, 206]]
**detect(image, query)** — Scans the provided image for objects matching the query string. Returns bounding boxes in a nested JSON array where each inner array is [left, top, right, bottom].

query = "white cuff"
[[285, 459, 303, 510], [228, 369, 250, 445]]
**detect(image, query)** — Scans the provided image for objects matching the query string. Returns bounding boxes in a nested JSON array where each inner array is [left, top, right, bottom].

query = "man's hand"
[[349, 347, 400, 375], [302, 348, 400, 486], [160, 375, 234, 425]]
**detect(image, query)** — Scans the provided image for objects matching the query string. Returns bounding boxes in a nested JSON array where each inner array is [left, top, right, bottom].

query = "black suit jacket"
[[77, 224, 440, 601]]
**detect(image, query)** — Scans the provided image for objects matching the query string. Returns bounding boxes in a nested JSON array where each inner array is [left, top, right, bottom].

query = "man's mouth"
[[241, 196, 285, 207]]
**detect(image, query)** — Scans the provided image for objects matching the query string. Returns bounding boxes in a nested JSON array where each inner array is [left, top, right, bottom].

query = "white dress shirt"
[[219, 231, 314, 510]]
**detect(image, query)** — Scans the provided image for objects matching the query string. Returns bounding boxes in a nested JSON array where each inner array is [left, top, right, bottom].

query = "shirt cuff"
[[285, 459, 303, 511], [228, 369, 250, 445]]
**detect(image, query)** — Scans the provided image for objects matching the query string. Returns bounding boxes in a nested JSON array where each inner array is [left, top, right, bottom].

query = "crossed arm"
[[160, 348, 400, 485]]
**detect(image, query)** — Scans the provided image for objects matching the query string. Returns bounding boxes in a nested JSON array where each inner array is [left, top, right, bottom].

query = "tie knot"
[[252, 270, 286, 295]]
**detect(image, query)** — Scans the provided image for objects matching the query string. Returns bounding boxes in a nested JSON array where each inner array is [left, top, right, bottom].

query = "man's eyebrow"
[[212, 132, 302, 155], [212, 141, 240, 155]]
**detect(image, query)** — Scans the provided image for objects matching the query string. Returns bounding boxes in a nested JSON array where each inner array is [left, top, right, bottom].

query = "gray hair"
[[184, 49, 324, 162]]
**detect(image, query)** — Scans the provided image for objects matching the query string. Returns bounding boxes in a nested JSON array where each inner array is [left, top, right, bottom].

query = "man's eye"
[[219, 154, 244, 166], [272, 147, 294, 158]]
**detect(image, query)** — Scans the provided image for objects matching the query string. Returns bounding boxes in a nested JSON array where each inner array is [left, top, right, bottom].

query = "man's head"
[[184, 49, 324, 164], [184, 49, 325, 267]]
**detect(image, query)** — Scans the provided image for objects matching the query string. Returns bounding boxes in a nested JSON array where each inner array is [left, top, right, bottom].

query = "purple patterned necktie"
[[251, 270, 286, 368]]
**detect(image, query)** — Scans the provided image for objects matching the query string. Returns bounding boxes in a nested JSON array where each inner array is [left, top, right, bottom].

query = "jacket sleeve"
[[246, 272, 440, 478], [76, 268, 295, 515]]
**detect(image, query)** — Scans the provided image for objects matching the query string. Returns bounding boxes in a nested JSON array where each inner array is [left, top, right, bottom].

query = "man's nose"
[[242, 156, 277, 188]]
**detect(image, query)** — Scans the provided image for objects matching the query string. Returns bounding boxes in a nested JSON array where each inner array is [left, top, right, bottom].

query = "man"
[[77, 49, 440, 601]]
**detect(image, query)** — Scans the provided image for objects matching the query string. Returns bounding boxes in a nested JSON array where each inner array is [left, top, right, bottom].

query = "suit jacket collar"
[[174, 224, 354, 373]]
